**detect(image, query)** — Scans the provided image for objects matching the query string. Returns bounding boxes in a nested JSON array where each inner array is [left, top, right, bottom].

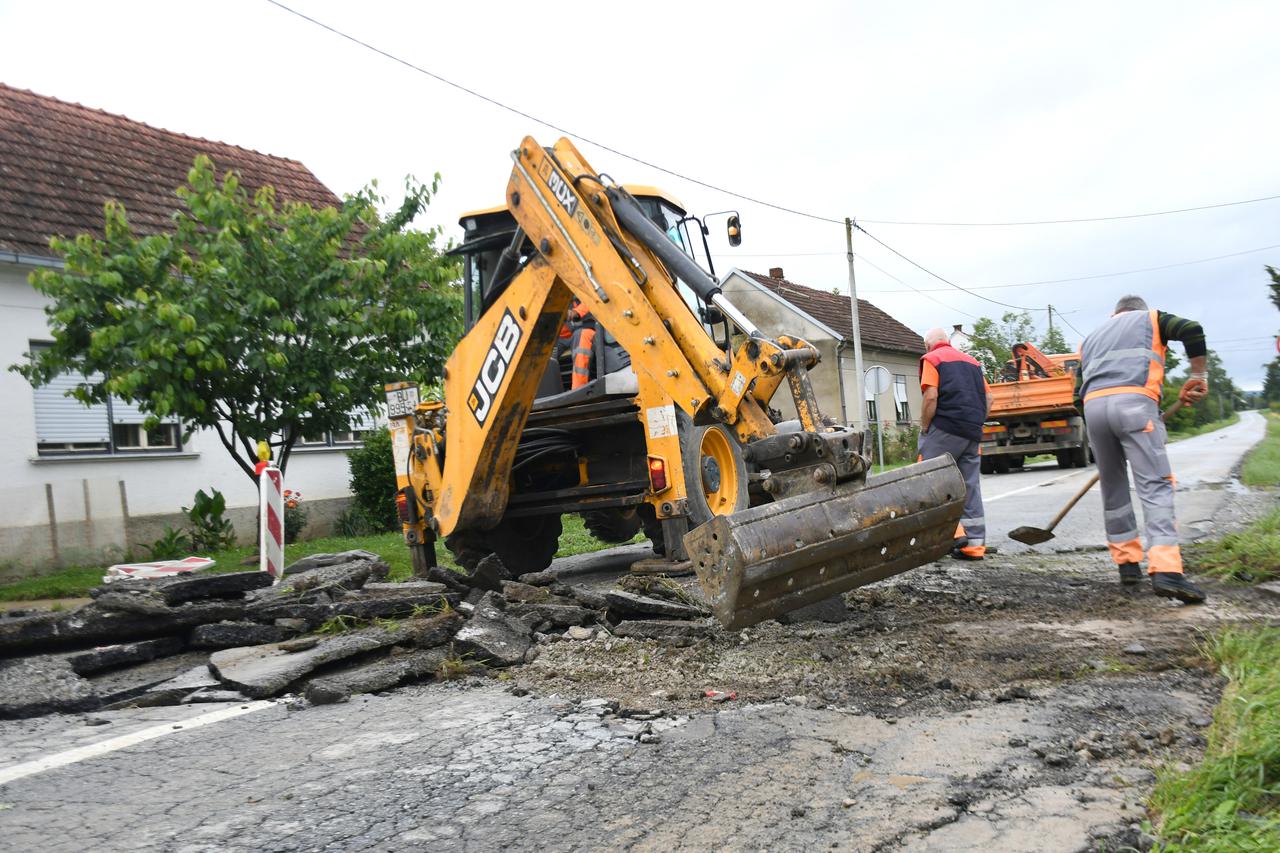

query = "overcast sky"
[[2, 0, 1277, 386]]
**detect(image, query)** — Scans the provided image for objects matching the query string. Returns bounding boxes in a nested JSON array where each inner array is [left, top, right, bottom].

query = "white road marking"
[[0, 700, 275, 786], [985, 469, 1091, 503]]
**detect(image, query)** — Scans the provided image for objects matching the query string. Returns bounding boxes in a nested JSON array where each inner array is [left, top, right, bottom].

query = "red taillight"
[[396, 490, 412, 524], [647, 456, 668, 492]]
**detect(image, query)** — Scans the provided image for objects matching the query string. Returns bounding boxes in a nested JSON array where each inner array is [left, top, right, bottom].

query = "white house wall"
[[0, 262, 360, 576], [720, 273, 923, 428]]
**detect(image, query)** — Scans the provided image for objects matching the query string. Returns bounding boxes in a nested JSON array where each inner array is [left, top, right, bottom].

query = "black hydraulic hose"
[[606, 187, 723, 302]]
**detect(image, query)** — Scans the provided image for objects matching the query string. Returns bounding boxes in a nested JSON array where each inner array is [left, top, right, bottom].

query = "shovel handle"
[[1043, 472, 1100, 533], [1044, 399, 1184, 533]]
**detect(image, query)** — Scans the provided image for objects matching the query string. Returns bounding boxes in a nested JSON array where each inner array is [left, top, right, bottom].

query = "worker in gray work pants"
[[1081, 295, 1209, 603], [918, 328, 993, 559]]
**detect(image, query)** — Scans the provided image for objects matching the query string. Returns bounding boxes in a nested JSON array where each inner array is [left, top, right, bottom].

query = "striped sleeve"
[[1157, 311, 1206, 358]]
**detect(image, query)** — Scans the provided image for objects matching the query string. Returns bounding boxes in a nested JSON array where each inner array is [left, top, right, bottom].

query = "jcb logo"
[[468, 309, 523, 425], [546, 169, 578, 218]]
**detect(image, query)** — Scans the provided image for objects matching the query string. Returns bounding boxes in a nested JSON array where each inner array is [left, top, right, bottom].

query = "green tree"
[[1267, 265, 1280, 311], [1262, 358, 1280, 405], [965, 311, 1038, 379], [13, 156, 462, 483], [1040, 323, 1070, 354]]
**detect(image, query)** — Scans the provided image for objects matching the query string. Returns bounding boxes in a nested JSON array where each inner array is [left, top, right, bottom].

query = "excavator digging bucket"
[[684, 456, 966, 630]]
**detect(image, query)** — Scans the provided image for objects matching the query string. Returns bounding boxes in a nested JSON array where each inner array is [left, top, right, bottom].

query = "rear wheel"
[[980, 456, 996, 475], [1008, 454, 1025, 469], [445, 514, 563, 574], [993, 456, 1011, 474], [1055, 450, 1073, 469], [1070, 444, 1089, 468], [681, 422, 750, 526], [581, 508, 642, 543]]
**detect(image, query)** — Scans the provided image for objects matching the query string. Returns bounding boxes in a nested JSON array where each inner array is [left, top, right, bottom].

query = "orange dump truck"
[[979, 344, 1089, 473]]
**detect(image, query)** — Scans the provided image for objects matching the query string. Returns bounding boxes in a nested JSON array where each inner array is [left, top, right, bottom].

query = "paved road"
[[982, 410, 1264, 555], [0, 414, 1262, 852]]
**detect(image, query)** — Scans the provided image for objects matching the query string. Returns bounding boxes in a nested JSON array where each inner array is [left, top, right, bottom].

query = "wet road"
[[981, 410, 1264, 555]]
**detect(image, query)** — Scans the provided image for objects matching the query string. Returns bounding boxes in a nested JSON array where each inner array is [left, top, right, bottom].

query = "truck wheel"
[[980, 456, 995, 475], [682, 422, 750, 526], [581, 508, 642, 543], [1070, 445, 1089, 468], [1008, 454, 1025, 469], [445, 514, 563, 575], [1055, 450, 1073, 469], [993, 456, 1011, 474]]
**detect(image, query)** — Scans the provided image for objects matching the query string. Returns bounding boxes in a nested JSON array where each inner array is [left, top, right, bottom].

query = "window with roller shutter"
[[29, 342, 182, 455]]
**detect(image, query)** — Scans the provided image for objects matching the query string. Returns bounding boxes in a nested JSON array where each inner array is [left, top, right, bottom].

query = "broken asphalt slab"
[[453, 592, 534, 667], [604, 590, 706, 621], [208, 612, 461, 699], [60, 636, 185, 675], [0, 655, 97, 718], [91, 570, 274, 606], [303, 647, 454, 705]]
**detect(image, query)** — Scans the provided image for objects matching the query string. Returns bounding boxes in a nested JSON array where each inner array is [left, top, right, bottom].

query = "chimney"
[[768, 267, 784, 279], [952, 324, 964, 333]]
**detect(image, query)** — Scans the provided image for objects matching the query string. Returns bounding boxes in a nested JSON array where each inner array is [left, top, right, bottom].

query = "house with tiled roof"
[[0, 83, 357, 574], [721, 267, 925, 431]]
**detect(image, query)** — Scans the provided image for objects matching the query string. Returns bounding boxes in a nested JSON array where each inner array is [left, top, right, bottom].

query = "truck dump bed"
[[987, 374, 1076, 418]]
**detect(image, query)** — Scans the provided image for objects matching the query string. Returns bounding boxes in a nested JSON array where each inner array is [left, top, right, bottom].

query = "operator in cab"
[[1080, 295, 1209, 603], [918, 328, 994, 560]]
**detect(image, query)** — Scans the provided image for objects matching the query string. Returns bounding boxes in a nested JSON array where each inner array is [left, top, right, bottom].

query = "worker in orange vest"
[[918, 328, 994, 559], [1080, 295, 1209, 602]]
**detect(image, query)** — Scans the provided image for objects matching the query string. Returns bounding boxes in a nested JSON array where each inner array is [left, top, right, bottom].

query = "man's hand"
[[1181, 375, 1208, 404]]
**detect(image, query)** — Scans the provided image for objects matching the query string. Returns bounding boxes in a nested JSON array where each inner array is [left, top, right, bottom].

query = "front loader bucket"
[[684, 455, 965, 630]]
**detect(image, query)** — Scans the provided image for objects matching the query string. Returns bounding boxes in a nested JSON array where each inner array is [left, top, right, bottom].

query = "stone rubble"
[[0, 551, 713, 719]]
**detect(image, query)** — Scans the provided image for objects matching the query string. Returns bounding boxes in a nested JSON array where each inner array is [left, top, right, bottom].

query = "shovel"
[[1006, 399, 1186, 546]]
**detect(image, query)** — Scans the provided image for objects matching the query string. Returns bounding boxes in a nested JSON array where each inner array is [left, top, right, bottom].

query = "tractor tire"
[[680, 421, 750, 527], [581, 508, 642, 544], [445, 514, 563, 575]]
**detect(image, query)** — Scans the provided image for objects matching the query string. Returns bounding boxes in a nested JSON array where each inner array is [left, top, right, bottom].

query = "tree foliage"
[[14, 157, 462, 482], [960, 311, 1078, 380]]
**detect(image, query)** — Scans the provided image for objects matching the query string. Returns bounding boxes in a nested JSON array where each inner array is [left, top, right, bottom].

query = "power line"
[[264, 0, 844, 226], [853, 223, 1048, 312], [854, 255, 980, 320], [264, 0, 1280, 233], [716, 242, 1280, 293], [1057, 313, 1085, 341], [860, 193, 1280, 227]]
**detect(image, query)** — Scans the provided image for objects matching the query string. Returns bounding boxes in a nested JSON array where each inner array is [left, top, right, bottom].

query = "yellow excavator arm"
[[389, 136, 965, 629]]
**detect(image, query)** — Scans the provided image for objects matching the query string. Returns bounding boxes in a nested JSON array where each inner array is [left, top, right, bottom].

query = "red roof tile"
[[0, 83, 340, 257], [737, 270, 925, 355]]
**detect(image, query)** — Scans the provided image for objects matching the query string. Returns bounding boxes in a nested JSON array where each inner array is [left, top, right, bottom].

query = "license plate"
[[386, 385, 420, 419]]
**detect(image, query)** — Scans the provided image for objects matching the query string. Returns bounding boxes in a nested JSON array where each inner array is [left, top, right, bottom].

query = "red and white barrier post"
[[255, 442, 285, 582]]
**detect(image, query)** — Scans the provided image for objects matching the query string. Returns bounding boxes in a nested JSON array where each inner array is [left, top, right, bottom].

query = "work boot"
[[1117, 563, 1142, 586], [1150, 572, 1206, 604], [950, 544, 984, 562]]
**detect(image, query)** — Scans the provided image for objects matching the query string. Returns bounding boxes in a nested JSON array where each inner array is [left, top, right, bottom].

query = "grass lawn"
[[0, 514, 643, 602], [1242, 412, 1280, 487], [1150, 625, 1280, 850], [1190, 507, 1280, 585]]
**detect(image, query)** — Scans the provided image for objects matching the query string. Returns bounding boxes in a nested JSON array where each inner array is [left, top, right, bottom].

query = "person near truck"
[[1080, 295, 1209, 602], [918, 328, 994, 560]]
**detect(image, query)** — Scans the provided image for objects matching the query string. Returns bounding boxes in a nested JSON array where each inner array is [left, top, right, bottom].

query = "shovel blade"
[[684, 455, 965, 630], [1007, 526, 1055, 546]]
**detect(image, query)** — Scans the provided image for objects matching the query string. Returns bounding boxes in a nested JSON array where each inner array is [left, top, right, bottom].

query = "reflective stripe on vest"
[[571, 327, 596, 389], [1081, 308, 1166, 403]]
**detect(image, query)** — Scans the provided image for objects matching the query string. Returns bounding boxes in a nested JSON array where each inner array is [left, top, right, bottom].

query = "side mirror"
[[726, 215, 742, 247]]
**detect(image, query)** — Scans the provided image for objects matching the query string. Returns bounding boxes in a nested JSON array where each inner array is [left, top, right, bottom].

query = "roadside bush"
[[347, 428, 398, 532], [865, 423, 920, 466], [284, 489, 308, 544], [182, 488, 236, 551], [334, 506, 379, 537], [143, 526, 193, 560]]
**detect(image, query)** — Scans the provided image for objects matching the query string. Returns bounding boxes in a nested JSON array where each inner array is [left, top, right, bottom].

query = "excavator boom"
[[390, 136, 964, 629]]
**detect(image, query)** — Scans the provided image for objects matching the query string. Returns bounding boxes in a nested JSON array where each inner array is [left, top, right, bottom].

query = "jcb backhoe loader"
[[386, 136, 965, 629]]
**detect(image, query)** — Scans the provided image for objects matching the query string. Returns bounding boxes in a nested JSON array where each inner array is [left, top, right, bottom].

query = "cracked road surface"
[[0, 413, 1266, 851], [0, 675, 1215, 852]]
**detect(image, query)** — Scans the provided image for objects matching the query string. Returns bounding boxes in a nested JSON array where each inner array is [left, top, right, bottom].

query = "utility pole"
[[1048, 304, 1054, 336], [845, 218, 866, 431]]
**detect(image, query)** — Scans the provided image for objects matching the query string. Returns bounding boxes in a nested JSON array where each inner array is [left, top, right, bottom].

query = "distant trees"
[[1261, 266, 1280, 407], [960, 311, 1074, 381]]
